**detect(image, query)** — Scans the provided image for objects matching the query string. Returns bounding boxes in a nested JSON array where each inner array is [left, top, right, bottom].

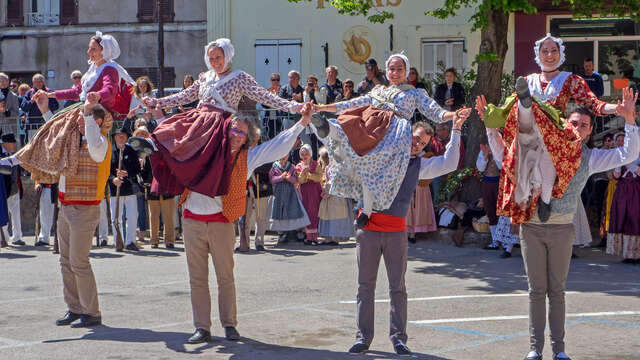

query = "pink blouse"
[[55, 66, 119, 110]]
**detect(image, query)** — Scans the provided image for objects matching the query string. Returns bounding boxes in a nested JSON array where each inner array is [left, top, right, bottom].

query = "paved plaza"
[[1, 235, 639, 360]]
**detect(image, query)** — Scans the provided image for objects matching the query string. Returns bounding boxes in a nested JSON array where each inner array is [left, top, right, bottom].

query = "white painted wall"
[[207, 0, 515, 87]]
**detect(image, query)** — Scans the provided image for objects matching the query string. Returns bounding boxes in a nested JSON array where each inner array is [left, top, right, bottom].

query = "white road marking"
[[410, 311, 640, 325], [339, 288, 640, 304]]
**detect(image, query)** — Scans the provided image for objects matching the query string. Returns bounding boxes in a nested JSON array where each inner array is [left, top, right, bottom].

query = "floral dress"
[[498, 73, 607, 224], [325, 84, 448, 211]]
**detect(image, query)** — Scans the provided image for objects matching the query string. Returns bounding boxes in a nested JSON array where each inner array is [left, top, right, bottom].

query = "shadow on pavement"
[[41, 326, 454, 359], [407, 240, 640, 297], [0, 252, 37, 259]]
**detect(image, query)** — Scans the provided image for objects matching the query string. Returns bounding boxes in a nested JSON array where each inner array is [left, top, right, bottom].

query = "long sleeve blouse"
[[332, 84, 448, 121], [54, 66, 119, 111], [155, 70, 299, 113]]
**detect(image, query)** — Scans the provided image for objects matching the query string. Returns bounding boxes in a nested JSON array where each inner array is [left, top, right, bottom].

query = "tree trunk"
[[461, 8, 510, 203]]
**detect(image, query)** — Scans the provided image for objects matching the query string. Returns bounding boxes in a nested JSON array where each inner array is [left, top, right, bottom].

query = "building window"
[[421, 39, 465, 77], [548, 15, 640, 98], [127, 67, 176, 89], [59, 0, 78, 25], [7, 0, 24, 26], [137, 0, 175, 23], [25, 0, 66, 26]]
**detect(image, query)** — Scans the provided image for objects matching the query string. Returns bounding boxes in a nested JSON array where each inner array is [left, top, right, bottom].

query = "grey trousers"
[[355, 229, 408, 346], [520, 222, 575, 354]]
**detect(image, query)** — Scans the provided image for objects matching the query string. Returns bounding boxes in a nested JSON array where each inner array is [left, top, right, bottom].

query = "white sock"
[[539, 146, 556, 204], [362, 186, 373, 217]]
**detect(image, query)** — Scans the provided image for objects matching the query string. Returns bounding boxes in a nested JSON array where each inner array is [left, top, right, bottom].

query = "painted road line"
[[410, 311, 640, 325], [340, 288, 640, 304]]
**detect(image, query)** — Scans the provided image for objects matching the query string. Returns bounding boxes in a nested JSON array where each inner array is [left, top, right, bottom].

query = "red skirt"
[[150, 105, 234, 198]]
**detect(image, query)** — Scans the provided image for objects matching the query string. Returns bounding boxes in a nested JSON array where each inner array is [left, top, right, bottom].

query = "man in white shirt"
[[175, 103, 312, 344], [480, 88, 639, 360]]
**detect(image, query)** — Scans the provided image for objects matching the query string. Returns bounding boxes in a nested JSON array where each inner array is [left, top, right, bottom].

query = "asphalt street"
[[1, 235, 639, 360]]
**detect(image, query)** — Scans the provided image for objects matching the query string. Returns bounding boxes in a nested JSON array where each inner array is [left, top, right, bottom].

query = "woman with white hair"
[[19, 73, 60, 122], [311, 53, 470, 228], [7, 31, 134, 185], [131, 38, 303, 198]]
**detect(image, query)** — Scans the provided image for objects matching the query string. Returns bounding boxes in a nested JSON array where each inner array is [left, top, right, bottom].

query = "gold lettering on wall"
[[317, 0, 400, 9]]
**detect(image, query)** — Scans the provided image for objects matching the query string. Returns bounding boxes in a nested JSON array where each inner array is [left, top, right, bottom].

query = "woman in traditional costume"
[[310, 53, 470, 227], [607, 157, 640, 264], [269, 154, 310, 243], [130, 38, 303, 199], [477, 34, 625, 225], [296, 144, 323, 244], [1, 31, 133, 184], [317, 147, 355, 244]]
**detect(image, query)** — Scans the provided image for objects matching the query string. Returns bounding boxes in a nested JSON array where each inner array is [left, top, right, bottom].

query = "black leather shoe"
[[187, 328, 211, 344], [128, 136, 156, 157], [125, 243, 139, 251], [500, 250, 512, 258], [311, 114, 330, 138], [100, 239, 108, 247], [516, 76, 532, 108], [537, 198, 551, 223], [394, 342, 411, 355], [224, 326, 240, 341], [356, 213, 369, 229], [166, 243, 175, 249], [56, 311, 81, 326], [35, 240, 49, 246], [408, 237, 416, 244], [348, 342, 369, 354], [524, 352, 543, 360], [255, 245, 266, 252], [70, 314, 102, 328], [12, 240, 25, 246]]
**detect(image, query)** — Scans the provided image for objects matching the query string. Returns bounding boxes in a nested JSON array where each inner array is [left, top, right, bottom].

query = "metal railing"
[[26, 12, 60, 26]]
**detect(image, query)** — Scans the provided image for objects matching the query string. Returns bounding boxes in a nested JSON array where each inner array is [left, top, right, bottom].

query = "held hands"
[[32, 91, 50, 115], [86, 92, 101, 104], [453, 107, 471, 129], [142, 97, 158, 108], [117, 169, 128, 179], [617, 87, 638, 125], [475, 95, 488, 122], [298, 102, 313, 127], [112, 177, 123, 187], [127, 105, 143, 119], [445, 98, 454, 106]]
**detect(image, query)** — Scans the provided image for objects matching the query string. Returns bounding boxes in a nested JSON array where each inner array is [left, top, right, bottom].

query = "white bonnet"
[[385, 53, 410, 80], [534, 33, 566, 70], [204, 38, 235, 71], [92, 31, 121, 62]]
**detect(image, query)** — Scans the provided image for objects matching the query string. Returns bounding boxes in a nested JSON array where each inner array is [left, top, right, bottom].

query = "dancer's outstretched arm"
[[588, 88, 640, 175], [418, 110, 467, 180], [246, 103, 312, 176]]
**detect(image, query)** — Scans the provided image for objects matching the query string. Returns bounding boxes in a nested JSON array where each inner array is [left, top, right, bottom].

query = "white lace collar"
[[527, 72, 571, 103]]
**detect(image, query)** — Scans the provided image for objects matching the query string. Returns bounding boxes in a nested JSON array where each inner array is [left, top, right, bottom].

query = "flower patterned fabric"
[[497, 74, 604, 224], [326, 116, 412, 211], [333, 84, 447, 121], [156, 70, 297, 113]]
